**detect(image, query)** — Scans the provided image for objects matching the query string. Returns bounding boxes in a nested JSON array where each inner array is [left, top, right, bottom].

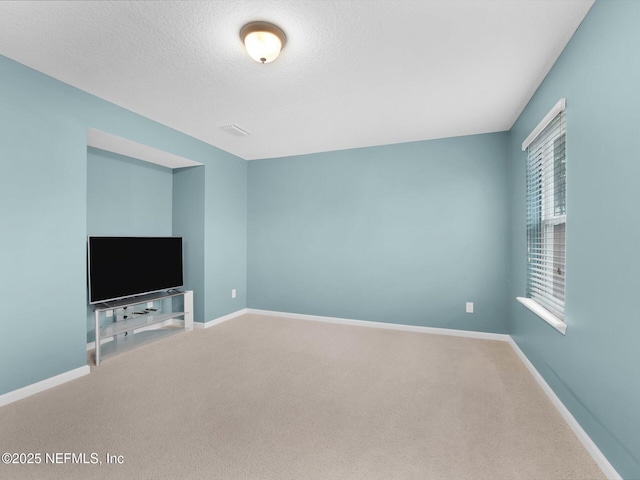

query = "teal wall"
[[203, 154, 247, 321], [248, 134, 509, 333], [0, 62, 88, 395], [507, 1, 640, 477], [0, 54, 247, 396], [87, 147, 174, 237], [173, 166, 206, 323]]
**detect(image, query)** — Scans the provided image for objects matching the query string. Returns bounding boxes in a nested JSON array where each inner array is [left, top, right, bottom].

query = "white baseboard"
[[0, 365, 90, 408], [246, 308, 510, 341], [507, 338, 621, 480], [194, 308, 248, 329]]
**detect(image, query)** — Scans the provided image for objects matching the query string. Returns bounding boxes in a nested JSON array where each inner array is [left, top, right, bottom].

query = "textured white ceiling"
[[0, 0, 594, 160]]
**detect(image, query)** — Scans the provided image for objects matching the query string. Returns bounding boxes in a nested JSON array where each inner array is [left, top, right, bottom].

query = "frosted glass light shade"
[[240, 22, 286, 64]]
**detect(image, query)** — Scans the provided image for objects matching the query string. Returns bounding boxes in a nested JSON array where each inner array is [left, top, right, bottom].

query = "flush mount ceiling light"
[[240, 21, 286, 64]]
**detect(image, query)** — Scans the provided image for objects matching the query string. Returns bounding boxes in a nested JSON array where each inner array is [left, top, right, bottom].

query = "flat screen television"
[[88, 236, 183, 304]]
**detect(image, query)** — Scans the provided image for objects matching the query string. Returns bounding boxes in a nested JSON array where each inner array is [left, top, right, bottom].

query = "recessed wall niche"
[[85, 130, 205, 343]]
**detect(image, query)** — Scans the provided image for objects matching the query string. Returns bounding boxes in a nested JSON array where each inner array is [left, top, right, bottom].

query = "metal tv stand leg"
[[95, 309, 101, 366]]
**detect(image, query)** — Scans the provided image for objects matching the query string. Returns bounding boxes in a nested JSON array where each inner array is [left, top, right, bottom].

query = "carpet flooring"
[[0, 313, 604, 479]]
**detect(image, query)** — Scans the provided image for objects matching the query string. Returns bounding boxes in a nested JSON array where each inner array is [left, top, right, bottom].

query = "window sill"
[[516, 297, 567, 335]]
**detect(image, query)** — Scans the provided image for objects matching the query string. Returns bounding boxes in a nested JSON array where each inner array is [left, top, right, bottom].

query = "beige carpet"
[[0, 314, 604, 480]]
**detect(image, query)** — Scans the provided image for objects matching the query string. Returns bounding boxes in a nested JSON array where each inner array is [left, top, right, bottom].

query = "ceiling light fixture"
[[240, 21, 286, 64]]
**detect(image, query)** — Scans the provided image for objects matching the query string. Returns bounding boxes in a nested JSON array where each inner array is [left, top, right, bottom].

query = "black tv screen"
[[88, 236, 183, 304]]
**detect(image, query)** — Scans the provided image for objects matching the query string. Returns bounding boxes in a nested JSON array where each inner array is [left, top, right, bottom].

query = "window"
[[517, 99, 567, 334]]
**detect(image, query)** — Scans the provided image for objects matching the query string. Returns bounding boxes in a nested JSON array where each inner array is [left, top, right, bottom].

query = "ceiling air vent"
[[220, 124, 251, 137]]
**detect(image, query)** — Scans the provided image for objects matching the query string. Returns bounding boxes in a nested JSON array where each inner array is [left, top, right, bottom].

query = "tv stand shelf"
[[93, 290, 193, 366], [100, 311, 186, 338]]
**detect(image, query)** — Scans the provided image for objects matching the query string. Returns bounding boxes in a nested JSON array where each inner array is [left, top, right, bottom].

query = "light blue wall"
[[0, 65, 88, 395], [204, 156, 247, 321], [87, 147, 174, 236], [173, 166, 205, 323], [248, 134, 509, 333], [0, 54, 247, 396], [507, 1, 640, 477], [85, 147, 175, 342]]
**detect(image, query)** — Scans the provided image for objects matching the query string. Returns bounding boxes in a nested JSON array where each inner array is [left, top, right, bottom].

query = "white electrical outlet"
[[147, 302, 153, 308], [106, 310, 113, 318], [466, 302, 474, 314], [232, 289, 237, 299]]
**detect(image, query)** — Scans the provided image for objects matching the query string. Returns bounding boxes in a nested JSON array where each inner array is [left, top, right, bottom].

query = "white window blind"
[[525, 105, 566, 320]]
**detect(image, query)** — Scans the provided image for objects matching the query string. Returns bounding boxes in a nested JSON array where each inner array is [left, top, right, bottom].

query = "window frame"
[[516, 99, 568, 335]]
